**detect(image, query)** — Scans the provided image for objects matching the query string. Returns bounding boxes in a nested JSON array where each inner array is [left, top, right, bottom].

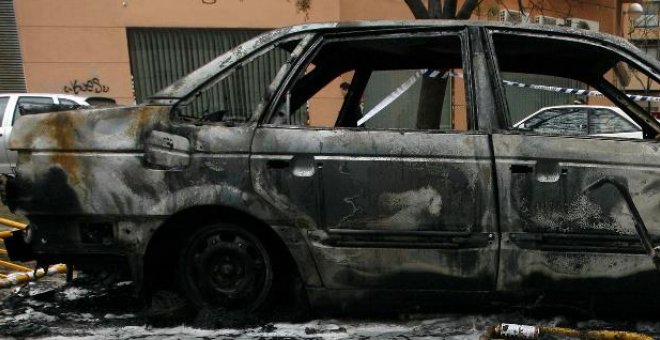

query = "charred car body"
[[5, 21, 660, 313]]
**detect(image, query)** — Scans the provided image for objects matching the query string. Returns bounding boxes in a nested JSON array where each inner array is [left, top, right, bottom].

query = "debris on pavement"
[[0, 277, 659, 340]]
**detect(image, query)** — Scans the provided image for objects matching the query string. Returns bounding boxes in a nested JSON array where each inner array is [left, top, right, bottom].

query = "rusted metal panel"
[[493, 134, 660, 292], [9, 106, 170, 151], [8, 106, 284, 259]]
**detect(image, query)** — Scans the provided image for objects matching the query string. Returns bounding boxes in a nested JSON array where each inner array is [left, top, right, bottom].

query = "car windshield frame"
[[169, 34, 316, 125]]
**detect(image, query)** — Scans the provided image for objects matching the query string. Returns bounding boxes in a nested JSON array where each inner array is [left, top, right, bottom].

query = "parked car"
[[513, 105, 643, 139], [5, 21, 660, 315], [0, 93, 116, 173]]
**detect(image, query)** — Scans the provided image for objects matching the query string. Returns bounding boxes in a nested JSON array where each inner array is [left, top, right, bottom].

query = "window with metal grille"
[[0, 0, 26, 93], [127, 28, 266, 106]]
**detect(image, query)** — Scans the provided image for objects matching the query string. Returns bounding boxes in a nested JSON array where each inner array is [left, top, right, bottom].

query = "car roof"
[[152, 20, 656, 102], [257, 20, 642, 54]]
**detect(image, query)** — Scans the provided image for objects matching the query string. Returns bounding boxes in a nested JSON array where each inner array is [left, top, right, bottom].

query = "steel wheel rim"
[[181, 225, 272, 311]]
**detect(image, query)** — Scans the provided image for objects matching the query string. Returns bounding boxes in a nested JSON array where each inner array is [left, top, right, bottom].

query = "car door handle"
[[536, 160, 563, 183], [510, 162, 566, 183], [266, 159, 290, 169], [266, 156, 315, 177]]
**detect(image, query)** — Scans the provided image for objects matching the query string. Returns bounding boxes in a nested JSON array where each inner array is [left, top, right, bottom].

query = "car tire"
[[177, 223, 274, 312]]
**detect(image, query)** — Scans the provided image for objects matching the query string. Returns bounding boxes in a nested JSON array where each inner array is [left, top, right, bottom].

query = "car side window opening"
[[589, 107, 639, 134], [58, 98, 79, 106], [517, 106, 640, 136], [520, 106, 588, 135], [172, 38, 303, 125], [492, 33, 660, 139], [268, 33, 469, 131], [13, 96, 54, 125]]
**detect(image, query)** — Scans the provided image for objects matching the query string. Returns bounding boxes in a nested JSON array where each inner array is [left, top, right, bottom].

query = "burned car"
[[5, 21, 660, 314]]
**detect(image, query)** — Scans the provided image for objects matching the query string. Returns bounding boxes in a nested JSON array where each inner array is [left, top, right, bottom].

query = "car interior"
[[269, 33, 466, 131], [491, 32, 660, 139]]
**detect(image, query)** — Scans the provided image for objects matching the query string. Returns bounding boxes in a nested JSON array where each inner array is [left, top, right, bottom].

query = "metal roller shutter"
[[0, 0, 27, 93], [127, 28, 265, 105]]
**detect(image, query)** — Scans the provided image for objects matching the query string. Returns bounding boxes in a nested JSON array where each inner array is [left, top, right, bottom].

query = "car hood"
[[9, 105, 170, 152]]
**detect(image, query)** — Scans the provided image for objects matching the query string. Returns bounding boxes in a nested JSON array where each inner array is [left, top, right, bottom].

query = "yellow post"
[[541, 326, 654, 340], [0, 218, 26, 230], [0, 217, 69, 289], [0, 260, 31, 272], [0, 264, 67, 288], [495, 323, 655, 340]]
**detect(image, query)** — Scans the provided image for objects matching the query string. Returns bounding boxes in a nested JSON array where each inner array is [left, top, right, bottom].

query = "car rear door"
[[486, 29, 660, 294]]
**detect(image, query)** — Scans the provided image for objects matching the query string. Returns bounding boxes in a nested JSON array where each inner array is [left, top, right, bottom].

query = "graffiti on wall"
[[63, 77, 110, 95]]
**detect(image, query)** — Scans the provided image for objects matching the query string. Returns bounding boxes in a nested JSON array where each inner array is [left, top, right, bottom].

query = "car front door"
[[252, 28, 500, 294], [487, 30, 660, 294]]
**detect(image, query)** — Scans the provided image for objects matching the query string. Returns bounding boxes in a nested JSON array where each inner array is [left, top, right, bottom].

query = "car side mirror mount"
[[144, 131, 190, 170]]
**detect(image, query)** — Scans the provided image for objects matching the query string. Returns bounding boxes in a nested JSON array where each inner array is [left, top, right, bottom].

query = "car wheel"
[[177, 223, 273, 312]]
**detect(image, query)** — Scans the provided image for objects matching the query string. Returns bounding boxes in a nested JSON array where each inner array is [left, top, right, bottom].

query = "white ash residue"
[[103, 313, 135, 320], [0, 275, 658, 339], [39, 325, 238, 340], [25, 298, 54, 308], [59, 287, 91, 301], [374, 186, 443, 229], [530, 195, 616, 232], [61, 312, 96, 322], [6, 307, 57, 323]]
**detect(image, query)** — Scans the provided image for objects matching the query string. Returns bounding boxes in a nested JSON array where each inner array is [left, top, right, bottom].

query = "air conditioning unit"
[[566, 18, 600, 32], [500, 9, 529, 23], [534, 15, 565, 26]]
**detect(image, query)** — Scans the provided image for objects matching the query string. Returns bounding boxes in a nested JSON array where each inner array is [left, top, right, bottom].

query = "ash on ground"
[[0, 276, 659, 339]]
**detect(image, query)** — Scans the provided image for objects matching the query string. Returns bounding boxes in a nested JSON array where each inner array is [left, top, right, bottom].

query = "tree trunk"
[[441, 0, 456, 19], [411, 0, 447, 129], [456, 0, 479, 19], [404, 0, 430, 19], [405, 0, 478, 129]]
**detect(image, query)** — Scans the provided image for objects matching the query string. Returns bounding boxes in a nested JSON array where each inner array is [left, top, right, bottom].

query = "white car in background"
[[513, 105, 643, 139], [0, 93, 116, 173]]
